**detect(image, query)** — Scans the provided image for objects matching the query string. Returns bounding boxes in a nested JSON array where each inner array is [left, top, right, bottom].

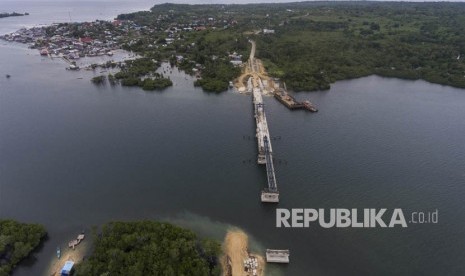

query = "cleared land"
[[221, 229, 265, 276]]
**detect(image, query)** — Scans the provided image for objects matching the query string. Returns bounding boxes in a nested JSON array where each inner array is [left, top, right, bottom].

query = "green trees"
[[0, 220, 47, 276], [252, 2, 465, 91], [195, 78, 228, 92], [115, 2, 465, 92], [114, 58, 173, 90], [142, 78, 173, 91], [0, 12, 27, 18], [108, 73, 117, 85], [194, 60, 241, 92], [91, 75, 106, 85], [74, 221, 221, 276]]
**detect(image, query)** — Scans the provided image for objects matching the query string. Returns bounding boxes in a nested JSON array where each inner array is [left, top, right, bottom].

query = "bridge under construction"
[[252, 86, 279, 202], [243, 41, 279, 203], [238, 40, 318, 203]]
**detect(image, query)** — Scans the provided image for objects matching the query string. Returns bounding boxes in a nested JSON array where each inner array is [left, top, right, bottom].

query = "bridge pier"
[[261, 190, 279, 203]]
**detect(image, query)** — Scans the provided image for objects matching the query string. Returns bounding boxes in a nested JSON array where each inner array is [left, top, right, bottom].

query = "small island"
[[0, 12, 29, 19], [0, 220, 47, 276], [91, 58, 173, 90]]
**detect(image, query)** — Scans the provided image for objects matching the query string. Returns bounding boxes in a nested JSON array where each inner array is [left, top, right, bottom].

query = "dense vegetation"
[[0, 12, 28, 19], [114, 58, 173, 90], [91, 75, 106, 85], [194, 59, 240, 92], [0, 220, 47, 276], [118, 4, 251, 92], [116, 2, 465, 92], [75, 221, 221, 276], [254, 2, 465, 90]]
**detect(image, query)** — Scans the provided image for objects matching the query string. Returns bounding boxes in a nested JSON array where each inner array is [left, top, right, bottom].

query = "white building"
[[263, 29, 275, 34]]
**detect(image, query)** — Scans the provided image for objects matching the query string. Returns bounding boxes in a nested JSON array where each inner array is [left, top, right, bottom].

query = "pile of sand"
[[221, 229, 265, 276]]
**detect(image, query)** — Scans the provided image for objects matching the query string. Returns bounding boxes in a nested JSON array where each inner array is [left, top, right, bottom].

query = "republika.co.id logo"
[[276, 208, 439, 228]]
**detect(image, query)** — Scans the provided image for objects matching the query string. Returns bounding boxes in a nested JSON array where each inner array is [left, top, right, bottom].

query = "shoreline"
[[46, 240, 88, 276]]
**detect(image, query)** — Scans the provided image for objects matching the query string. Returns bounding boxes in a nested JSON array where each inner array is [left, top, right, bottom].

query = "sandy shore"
[[47, 241, 88, 276], [221, 229, 265, 276]]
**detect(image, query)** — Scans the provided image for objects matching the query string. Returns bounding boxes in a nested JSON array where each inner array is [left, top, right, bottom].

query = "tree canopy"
[[117, 2, 465, 92], [0, 220, 46, 276], [75, 221, 221, 276]]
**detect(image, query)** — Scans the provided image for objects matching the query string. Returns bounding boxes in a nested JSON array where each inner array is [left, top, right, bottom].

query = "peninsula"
[[0, 220, 47, 276], [0, 12, 29, 19]]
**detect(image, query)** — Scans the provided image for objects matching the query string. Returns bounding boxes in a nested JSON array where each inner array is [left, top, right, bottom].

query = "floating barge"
[[274, 90, 318, 112], [266, 249, 290, 263]]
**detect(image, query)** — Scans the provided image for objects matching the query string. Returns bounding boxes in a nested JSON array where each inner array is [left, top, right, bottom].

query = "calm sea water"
[[0, 0, 156, 35], [1, 1, 465, 276]]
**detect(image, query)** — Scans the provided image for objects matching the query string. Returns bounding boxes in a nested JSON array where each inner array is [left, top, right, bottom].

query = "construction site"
[[222, 230, 265, 276], [234, 40, 318, 203], [234, 41, 318, 113]]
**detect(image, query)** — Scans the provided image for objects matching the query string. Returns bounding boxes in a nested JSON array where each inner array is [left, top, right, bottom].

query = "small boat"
[[66, 64, 80, 71], [56, 246, 61, 259], [6, 74, 10, 78]]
